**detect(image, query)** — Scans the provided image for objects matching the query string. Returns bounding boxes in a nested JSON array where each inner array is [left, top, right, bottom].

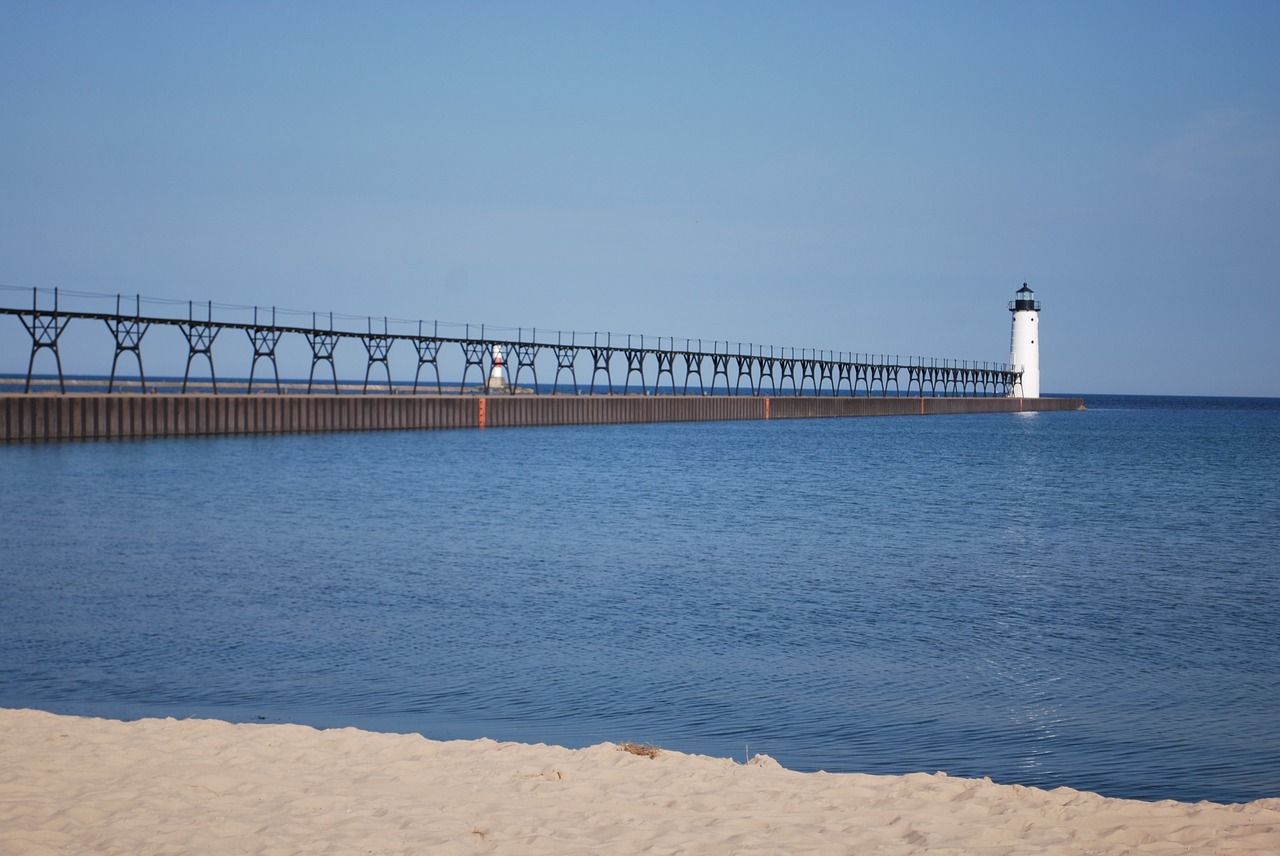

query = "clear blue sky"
[[2, 1, 1277, 395]]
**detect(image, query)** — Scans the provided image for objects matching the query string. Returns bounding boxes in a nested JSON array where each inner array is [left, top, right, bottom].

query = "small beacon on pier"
[[489, 344, 508, 389], [1009, 283, 1041, 398]]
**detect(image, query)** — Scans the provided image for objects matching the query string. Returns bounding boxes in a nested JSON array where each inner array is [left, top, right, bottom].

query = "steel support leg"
[[18, 287, 68, 393], [552, 346, 578, 394], [180, 301, 219, 393]]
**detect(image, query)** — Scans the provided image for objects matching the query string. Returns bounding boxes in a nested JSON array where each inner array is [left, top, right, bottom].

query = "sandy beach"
[[2, 708, 1277, 854]]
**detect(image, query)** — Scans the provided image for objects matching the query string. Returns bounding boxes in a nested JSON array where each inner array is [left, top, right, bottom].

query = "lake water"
[[1, 394, 1277, 803]]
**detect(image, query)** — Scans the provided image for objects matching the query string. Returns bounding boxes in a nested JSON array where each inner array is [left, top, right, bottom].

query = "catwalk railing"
[[1, 285, 1025, 398]]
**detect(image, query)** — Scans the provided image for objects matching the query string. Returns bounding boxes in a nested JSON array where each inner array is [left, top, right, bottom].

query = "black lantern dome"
[[1009, 283, 1041, 312]]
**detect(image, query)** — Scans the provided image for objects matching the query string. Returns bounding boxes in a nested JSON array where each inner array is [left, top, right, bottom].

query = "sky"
[[2, 0, 1278, 396]]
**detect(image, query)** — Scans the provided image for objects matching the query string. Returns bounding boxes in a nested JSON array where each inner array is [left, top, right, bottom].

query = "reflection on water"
[[1, 395, 1278, 803]]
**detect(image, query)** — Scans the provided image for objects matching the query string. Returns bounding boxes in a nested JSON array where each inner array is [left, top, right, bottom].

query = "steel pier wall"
[[1, 394, 1085, 442]]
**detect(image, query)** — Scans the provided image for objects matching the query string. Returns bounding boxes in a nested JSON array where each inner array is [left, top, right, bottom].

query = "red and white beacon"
[[489, 345, 508, 389]]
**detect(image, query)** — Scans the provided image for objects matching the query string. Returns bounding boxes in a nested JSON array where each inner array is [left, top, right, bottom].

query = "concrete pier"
[[1, 393, 1084, 442]]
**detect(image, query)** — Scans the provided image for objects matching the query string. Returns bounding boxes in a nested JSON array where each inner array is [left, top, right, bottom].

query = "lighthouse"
[[1008, 283, 1041, 398], [488, 344, 508, 390]]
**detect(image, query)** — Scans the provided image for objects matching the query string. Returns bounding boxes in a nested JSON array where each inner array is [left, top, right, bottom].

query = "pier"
[[1, 393, 1083, 442], [1, 285, 1083, 441]]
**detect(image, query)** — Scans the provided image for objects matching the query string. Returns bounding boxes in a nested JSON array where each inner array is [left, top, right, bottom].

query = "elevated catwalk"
[[2, 287, 1027, 398]]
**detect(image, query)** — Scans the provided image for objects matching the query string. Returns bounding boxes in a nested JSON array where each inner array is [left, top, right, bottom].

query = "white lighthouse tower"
[[1009, 283, 1041, 398]]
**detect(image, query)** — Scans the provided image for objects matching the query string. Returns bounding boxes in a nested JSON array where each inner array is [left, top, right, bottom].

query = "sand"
[[2, 708, 1276, 855]]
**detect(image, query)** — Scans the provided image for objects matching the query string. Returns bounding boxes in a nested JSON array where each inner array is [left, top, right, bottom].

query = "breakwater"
[[2, 393, 1084, 442]]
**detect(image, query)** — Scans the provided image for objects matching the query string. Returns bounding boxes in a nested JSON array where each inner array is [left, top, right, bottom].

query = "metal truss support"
[[362, 317, 393, 393], [105, 293, 149, 393], [485, 345, 500, 394], [869, 366, 885, 397], [945, 366, 961, 396], [867, 364, 900, 397], [588, 334, 613, 394], [511, 342, 540, 392], [551, 345, 579, 394], [777, 353, 798, 396], [836, 360, 854, 397], [853, 364, 871, 397], [412, 338, 442, 393], [180, 301, 220, 393], [460, 339, 488, 393], [246, 306, 283, 394], [798, 355, 818, 396], [904, 364, 922, 397], [709, 351, 731, 395], [757, 353, 777, 396], [622, 343, 646, 394], [734, 351, 757, 396], [818, 357, 837, 396], [682, 345, 704, 396], [18, 287, 69, 393], [652, 348, 676, 395], [985, 368, 1001, 397], [926, 365, 942, 397], [306, 312, 339, 394], [411, 321, 442, 394], [1009, 370, 1025, 398]]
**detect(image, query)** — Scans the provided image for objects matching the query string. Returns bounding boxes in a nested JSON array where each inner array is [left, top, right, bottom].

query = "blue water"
[[1, 394, 1277, 803]]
